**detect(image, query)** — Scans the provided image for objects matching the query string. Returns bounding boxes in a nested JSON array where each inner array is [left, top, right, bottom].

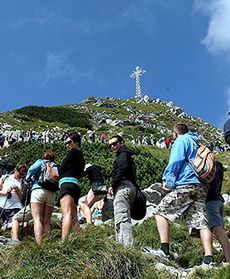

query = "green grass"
[[0, 218, 229, 279]]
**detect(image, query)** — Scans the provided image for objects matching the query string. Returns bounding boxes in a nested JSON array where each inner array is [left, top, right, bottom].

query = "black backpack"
[[130, 186, 147, 220], [206, 161, 224, 202]]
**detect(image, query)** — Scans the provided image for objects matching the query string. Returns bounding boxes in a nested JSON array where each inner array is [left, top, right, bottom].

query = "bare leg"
[[43, 205, 54, 239], [213, 226, 230, 262], [60, 195, 75, 240], [155, 214, 170, 243], [31, 202, 44, 244], [11, 216, 20, 240], [200, 228, 213, 256], [79, 201, 92, 224], [72, 204, 80, 233], [79, 193, 104, 224]]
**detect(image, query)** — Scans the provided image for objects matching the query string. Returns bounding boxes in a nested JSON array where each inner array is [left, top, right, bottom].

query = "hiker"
[[151, 124, 214, 266], [206, 161, 230, 262], [224, 112, 230, 146], [11, 205, 32, 240], [11, 179, 33, 240], [0, 163, 28, 228], [78, 164, 107, 225], [108, 135, 136, 246], [25, 151, 57, 244], [58, 132, 85, 240]]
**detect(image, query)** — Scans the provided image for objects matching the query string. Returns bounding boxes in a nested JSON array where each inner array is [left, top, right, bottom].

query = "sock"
[[203, 255, 214, 264], [160, 243, 169, 255]]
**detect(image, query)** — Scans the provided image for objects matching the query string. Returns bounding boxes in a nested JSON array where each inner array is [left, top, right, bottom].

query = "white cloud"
[[42, 50, 96, 86], [194, 0, 230, 54]]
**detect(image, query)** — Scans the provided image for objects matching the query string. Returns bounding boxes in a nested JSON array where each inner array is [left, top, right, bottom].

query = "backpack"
[[38, 160, 59, 192], [130, 186, 147, 220], [187, 138, 216, 184]]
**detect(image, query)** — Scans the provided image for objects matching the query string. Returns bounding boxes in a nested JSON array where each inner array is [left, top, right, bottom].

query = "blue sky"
[[0, 0, 230, 129]]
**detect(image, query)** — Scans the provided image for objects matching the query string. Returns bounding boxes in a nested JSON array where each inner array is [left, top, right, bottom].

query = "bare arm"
[[0, 178, 3, 191], [0, 186, 12, 196], [12, 185, 23, 200]]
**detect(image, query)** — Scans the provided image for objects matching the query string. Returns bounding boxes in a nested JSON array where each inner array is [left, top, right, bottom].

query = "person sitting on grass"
[[78, 164, 107, 225]]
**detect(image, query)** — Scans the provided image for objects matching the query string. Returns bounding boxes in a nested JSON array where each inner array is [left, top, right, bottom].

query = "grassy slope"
[[0, 219, 230, 279]]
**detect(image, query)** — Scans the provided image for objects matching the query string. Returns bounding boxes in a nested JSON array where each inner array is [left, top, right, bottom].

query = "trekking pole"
[[0, 192, 11, 220], [20, 182, 31, 240]]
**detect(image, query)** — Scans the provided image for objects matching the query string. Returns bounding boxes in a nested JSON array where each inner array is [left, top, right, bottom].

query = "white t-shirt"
[[0, 174, 22, 209]]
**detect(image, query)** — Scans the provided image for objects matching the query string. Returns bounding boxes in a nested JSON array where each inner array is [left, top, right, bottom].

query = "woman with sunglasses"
[[58, 132, 85, 239], [0, 163, 28, 229]]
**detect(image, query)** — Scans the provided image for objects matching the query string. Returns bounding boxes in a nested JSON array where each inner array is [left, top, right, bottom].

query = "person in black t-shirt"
[[58, 132, 85, 240], [206, 162, 230, 262]]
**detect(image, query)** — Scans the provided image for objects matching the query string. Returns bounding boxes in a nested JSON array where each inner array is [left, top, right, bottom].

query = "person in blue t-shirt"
[[150, 124, 214, 266]]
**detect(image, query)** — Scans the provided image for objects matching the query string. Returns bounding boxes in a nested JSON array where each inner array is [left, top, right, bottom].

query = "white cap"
[[84, 163, 92, 171]]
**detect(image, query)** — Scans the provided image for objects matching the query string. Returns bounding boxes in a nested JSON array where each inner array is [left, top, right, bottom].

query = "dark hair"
[[43, 150, 55, 161], [69, 132, 81, 146], [174, 123, 189, 135], [15, 163, 28, 173], [110, 135, 124, 143]]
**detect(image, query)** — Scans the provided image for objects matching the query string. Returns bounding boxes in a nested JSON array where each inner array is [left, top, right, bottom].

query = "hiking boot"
[[141, 247, 169, 260]]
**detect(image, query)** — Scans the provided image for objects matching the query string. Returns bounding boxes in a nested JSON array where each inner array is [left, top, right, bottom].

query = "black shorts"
[[57, 183, 81, 205], [0, 208, 20, 224]]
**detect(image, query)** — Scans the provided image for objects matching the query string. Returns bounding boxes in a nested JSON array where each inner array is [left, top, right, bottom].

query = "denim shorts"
[[206, 200, 224, 229], [0, 208, 20, 223]]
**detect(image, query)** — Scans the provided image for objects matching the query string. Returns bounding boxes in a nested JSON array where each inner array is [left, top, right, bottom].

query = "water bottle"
[[166, 173, 176, 189]]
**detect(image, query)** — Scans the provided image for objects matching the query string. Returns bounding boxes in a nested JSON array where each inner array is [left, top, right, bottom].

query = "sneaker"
[[79, 217, 87, 224], [201, 261, 215, 269], [141, 247, 169, 260]]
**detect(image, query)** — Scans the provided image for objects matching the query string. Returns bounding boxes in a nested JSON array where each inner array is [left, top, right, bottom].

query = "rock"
[[0, 236, 19, 249], [143, 95, 150, 103], [166, 101, 174, 107], [223, 194, 230, 205]]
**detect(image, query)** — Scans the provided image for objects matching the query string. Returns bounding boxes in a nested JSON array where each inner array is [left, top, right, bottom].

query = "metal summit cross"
[[130, 66, 146, 98]]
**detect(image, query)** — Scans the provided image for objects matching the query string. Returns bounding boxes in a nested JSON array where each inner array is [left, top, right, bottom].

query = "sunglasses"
[[65, 140, 73, 145], [109, 141, 119, 148]]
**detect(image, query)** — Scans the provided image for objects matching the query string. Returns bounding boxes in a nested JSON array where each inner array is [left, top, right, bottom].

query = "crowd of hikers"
[[0, 121, 230, 267]]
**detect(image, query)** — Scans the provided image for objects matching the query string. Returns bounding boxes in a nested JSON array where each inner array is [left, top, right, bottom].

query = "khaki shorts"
[[155, 184, 209, 231], [31, 188, 56, 207], [13, 205, 32, 223]]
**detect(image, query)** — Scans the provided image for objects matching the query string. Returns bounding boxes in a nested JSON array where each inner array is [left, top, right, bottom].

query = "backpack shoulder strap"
[[185, 137, 200, 163], [2, 174, 10, 183], [189, 137, 200, 147]]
